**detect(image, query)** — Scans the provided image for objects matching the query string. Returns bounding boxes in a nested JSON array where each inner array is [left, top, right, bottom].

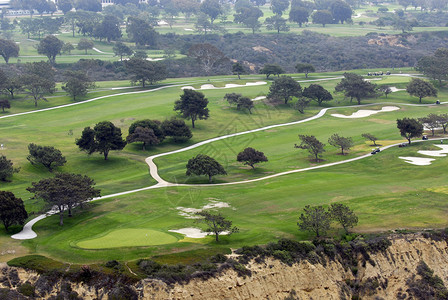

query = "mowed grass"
[[77, 229, 179, 249], [20, 141, 448, 263], [0, 71, 447, 263]]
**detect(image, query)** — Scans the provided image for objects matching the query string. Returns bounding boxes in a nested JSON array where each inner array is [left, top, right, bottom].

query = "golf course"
[[1, 69, 448, 266]]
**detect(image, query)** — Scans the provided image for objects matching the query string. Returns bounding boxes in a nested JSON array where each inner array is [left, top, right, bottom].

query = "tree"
[[294, 97, 311, 113], [330, 0, 352, 24], [200, 0, 223, 24], [174, 89, 209, 128], [0, 155, 19, 182], [74, 0, 102, 12], [27, 173, 100, 226], [77, 38, 94, 55], [0, 99, 10, 112], [397, 118, 424, 144], [3, 76, 23, 99], [361, 133, 378, 146], [224, 93, 242, 106], [195, 211, 238, 241], [58, 0, 73, 14], [270, 0, 290, 15], [113, 41, 133, 61], [186, 154, 226, 183], [328, 133, 353, 155], [194, 13, 213, 34], [267, 76, 302, 104], [161, 118, 193, 143], [406, 78, 437, 103], [297, 205, 331, 237], [312, 10, 333, 27], [62, 70, 95, 101], [392, 17, 413, 33], [329, 203, 358, 234], [264, 15, 290, 34], [237, 97, 254, 114], [0, 39, 19, 64], [259, 64, 284, 79], [378, 85, 392, 98], [125, 58, 167, 87], [233, 6, 263, 34], [37, 35, 63, 64], [335, 73, 377, 105], [295, 63, 315, 78], [21, 61, 56, 107], [61, 42, 75, 54], [93, 15, 121, 42], [126, 126, 159, 150], [438, 114, 448, 134], [398, 0, 412, 10], [0, 191, 27, 232], [126, 17, 158, 47], [187, 43, 228, 75], [416, 48, 448, 84], [237, 147, 268, 169], [419, 114, 440, 136], [27, 143, 66, 172], [128, 119, 165, 142], [289, 6, 309, 27], [302, 84, 333, 105], [294, 135, 325, 161], [76, 121, 127, 160], [232, 62, 246, 79]]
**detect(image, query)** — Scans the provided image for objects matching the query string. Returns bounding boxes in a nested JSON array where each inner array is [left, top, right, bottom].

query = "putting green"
[[77, 229, 178, 249]]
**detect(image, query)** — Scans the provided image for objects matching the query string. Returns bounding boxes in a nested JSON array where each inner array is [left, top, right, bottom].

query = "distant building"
[[0, 0, 10, 9]]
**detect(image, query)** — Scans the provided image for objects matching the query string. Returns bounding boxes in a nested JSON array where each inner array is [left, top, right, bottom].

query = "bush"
[[18, 282, 35, 297]]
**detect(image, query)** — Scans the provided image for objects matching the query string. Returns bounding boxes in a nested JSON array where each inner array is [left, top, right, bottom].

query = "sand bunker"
[[331, 106, 400, 119], [252, 96, 266, 101], [181, 81, 267, 90], [184, 28, 194, 31], [418, 145, 448, 157], [169, 227, 229, 238], [389, 87, 406, 92], [398, 156, 435, 166], [175, 200, 231, 219]]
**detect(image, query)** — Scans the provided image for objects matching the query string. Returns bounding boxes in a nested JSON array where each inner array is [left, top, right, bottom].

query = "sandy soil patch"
[[181, 81, 267, 90], [331, 106, 400, 119], [398, 156, 435, 166]]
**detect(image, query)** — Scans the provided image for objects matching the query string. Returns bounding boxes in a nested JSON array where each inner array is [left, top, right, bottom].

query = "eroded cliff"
[[1, 233, 448, 299]]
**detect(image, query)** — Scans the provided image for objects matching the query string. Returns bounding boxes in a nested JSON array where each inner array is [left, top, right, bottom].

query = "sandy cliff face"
[[1, 234, 448, 299]]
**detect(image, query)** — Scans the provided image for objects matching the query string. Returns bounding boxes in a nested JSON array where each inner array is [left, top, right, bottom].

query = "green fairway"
[[77, 229, 179, 249], [0, 71, 447, 264]]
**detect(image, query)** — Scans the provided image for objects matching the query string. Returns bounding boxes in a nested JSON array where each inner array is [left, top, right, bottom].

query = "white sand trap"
[[389, 87, 406, 92], [399, 156, 435, 166], [252, 96, 266, 101], [175, 200, 231, 219], [184, 28, 194, 31], [365, 78, 383, 81], [158, 20, 168, 25], [331, 106, 400, 119], [168, 227, 229, 238], [181, 81, 267, 90], [418, 145, 448, 157]]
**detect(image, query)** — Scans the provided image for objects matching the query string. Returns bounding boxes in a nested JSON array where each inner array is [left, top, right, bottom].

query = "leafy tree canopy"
[[0, 191, 27, 232], [186, 154, 226, 183]]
